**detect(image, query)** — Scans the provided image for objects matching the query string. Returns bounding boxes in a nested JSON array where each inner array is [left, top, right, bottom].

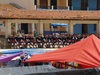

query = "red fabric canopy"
[[26, 35, 100, 68]]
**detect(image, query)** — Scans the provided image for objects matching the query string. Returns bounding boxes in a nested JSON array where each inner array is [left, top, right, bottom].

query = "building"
[[0, 0, 100, 37], [34, 0, 99, 34]]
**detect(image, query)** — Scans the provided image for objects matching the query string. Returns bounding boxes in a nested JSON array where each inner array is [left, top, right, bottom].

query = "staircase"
[[9, 3, 25, 9]]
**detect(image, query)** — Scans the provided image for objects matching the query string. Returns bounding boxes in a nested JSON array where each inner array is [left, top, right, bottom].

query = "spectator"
[[8, 33, 97, 49]]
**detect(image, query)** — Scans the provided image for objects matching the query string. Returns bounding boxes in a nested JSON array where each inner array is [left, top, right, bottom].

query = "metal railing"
[[71, 7, 98, 11], [36, 5, 69, 10], [36, 5, 99, 11]]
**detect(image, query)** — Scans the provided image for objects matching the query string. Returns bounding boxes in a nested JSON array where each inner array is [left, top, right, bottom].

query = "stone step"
[[0, 38, 10, 49]]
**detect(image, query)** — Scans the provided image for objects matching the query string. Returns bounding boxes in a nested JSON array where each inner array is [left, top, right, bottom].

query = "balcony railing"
[[35, 5, 99, 11], [71, 7, 98, 10], [36, 5, 69, 10]]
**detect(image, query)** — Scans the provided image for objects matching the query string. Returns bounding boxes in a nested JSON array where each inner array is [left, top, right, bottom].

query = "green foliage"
[[11, 23, 16, 28]]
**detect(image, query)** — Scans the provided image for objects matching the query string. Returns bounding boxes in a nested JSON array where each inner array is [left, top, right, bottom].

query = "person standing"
[[34, 29, 38, 37]]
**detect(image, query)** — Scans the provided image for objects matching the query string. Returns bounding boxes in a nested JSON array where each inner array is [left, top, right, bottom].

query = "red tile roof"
[[0, 10, 100, 20]]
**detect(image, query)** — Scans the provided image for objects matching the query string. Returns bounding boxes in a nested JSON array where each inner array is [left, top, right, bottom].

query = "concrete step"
[[0, 38, 11, 49]]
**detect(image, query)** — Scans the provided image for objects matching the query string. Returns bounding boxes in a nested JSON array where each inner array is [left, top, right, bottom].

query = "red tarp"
[[26, 35, 100, 68]]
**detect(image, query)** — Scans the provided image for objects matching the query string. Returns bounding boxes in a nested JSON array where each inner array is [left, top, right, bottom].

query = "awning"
[[50, 23, 67, 26]]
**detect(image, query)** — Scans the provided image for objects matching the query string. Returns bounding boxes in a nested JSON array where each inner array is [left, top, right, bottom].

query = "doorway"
[[68, 0, 72, 10], [81, 0, 88, 10], [40, 0, 48, 9], [97, 0, 100, 10], [21, 23, 28, 34], [50, 0, 57, 9], [82, 24, 88, 34]]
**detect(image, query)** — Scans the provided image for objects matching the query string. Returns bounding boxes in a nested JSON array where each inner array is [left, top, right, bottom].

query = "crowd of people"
[[7, 33, 100, 49], [7, 33, 100, 69]]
